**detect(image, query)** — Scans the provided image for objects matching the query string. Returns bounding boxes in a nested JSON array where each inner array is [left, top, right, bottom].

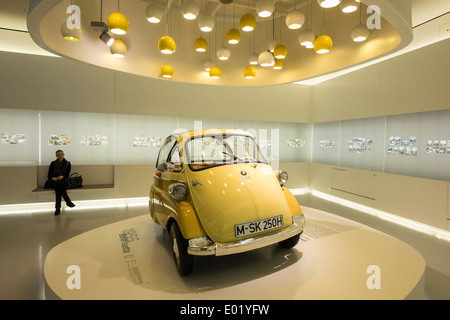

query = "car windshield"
[[186, 133, 268, 171]]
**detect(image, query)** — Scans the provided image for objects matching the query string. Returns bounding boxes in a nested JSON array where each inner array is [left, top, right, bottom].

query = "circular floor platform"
[[44, 206, 425, 300]]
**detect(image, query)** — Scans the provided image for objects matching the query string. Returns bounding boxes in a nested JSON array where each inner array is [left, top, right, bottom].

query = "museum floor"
[[0, 194, 449, 300]]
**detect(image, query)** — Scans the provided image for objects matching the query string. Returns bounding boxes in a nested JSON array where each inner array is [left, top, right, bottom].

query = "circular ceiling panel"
[[28, 0, 412, 86]]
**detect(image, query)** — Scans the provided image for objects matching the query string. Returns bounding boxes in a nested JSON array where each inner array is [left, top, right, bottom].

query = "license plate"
[[235, 215, 284, 238]]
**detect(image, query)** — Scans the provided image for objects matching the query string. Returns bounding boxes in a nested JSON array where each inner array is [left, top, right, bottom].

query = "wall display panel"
[[114, 114, 177, 165], [40, 110, 115, 165], [385, 109, 450, 181], [312, 121, 340, 166], [0, 108, 39, 166], [278, 122, 311, 163], [339, 116, 385, 172]]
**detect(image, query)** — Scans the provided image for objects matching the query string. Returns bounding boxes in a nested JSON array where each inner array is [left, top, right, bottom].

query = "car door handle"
[[192, 180, 204, 186]]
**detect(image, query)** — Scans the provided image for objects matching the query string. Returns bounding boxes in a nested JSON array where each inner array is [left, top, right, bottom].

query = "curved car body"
[[149, 129, 305, 275]]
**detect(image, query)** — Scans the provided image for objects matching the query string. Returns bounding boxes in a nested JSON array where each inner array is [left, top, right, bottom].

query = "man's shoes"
[[67, 202, 75, 208], [54, 208, 61, 216]]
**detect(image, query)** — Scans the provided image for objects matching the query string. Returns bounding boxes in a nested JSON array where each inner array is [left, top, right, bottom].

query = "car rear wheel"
[[170, 222, 194, 276], [278, 233, 301, 249]]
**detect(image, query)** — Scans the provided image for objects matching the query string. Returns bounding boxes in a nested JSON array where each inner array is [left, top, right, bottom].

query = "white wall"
[[311, 38, 450, 122]]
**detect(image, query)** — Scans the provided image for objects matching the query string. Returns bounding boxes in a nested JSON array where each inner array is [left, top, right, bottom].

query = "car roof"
[[172, 129, 254, 142]]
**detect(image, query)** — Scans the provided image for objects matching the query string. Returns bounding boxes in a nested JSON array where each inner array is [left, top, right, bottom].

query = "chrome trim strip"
[[153, 174, 185, 184], [187, 214, 306, 256]]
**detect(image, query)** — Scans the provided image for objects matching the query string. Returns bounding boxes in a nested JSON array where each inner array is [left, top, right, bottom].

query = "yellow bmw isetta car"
[[149, 129, 305, 276]]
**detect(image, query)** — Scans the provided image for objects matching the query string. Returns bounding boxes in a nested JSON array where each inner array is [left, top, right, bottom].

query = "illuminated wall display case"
[[1, 107, 450, 182], [312, 109, 450, 182], [0, 108, 311, 167]]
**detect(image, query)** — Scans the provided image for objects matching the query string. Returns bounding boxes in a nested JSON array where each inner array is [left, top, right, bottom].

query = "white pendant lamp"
[[340, 0, 358, 13], [286, 9, 305, 30], [258, 51, 275, 67], [317, 0, 342, 9], [198, 14, 214, 32], [248, 52, 259, 65], [182, 0, 199, 20], [298, 29, 316, 47], [203, 59, 214, 71], [351, 24, 370, 42], [268, 39, 278, 53], [256, 0, 275, 18], [61, 21, 81, 41], [145, 3, 163, 23], [110, 39, 127, 57], [217, 46, 231, 60]]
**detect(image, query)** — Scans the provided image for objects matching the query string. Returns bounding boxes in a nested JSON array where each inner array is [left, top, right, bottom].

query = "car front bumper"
[[187, 214, 306, 256]]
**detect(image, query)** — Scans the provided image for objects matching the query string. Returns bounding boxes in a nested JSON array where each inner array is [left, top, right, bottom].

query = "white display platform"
[[44, 207, 425, 300]]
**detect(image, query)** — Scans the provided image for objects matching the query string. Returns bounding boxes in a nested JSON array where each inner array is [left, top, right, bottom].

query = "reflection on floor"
[[0, 195, 448, 300]]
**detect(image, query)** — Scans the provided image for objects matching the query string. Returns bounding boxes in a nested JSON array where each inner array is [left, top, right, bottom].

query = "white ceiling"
[[0, 0, 449, 83]]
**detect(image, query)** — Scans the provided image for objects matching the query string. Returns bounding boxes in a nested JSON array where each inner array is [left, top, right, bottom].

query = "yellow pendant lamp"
[[107, 12, 129, 35], [161, 65, 174, 78], [226, 28, 241, 44], [158, 36, 176, 54], [240, 13, 256, 32], [314, 35, 333, 54], [273, 59, 284, 70], [209, 66, 222, 79], [243, 66, 256, 79], [194, 37, 208, 52], [273, 44, 287, 59]]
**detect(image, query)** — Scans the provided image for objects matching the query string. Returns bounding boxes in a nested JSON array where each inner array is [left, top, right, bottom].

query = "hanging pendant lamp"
[[203, 59, 214, 71], [61, 21, 81, 41], [145, 3, 163, 23], [240, 13, 256, 32], [273, 44, 287, 59], [314, 35, 333, 54], [317, 0, 342, 8], [248, 52, 259, 65], [340, 0, 358, 13], [286, 9, 305, 30], [243, 66, 256, 79], [194, 37, 208, 52], [256, 0, 275, 18], [107, 12, 129, 35], [158, 36, 176, 54], [161, 65, 174, 78], [217, 46, 231, 60], [273, 59, 284, 70], [298, 29, 316, 47], [226, 28, 241, 44], [182, 0, 200, 20], [351, 24, 369, 42], [198, 14, 214, 32], [110, 39, 127, 57], [209, 66, 222, 79], [258, 51, 275, 67]]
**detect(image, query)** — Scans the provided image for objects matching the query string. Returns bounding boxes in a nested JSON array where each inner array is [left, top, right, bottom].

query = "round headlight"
[[277, 171, 288, 186], [169, 183, 188, 201]]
